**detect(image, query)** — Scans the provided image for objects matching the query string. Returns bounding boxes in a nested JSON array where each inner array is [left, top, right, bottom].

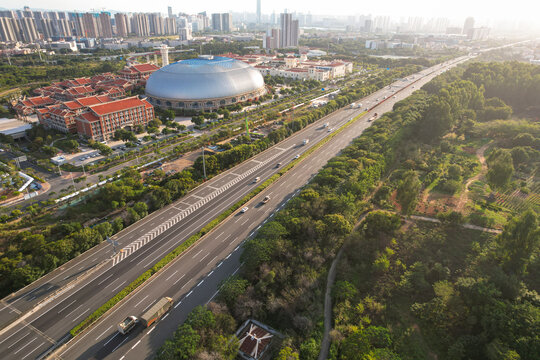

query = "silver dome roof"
[[145, 56, 265, 101]]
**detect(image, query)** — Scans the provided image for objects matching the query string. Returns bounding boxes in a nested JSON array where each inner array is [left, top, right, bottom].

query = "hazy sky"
[[2, 0, 539, 23]]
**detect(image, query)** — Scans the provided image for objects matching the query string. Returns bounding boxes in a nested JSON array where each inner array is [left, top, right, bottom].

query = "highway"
[[0, 56, 471, 360]]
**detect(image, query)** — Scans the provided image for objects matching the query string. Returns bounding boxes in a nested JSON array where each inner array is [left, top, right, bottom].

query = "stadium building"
[[145, 55, 266, 111]]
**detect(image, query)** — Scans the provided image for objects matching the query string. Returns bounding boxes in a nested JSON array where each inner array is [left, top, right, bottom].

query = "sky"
[[2, 0, 539, 24]]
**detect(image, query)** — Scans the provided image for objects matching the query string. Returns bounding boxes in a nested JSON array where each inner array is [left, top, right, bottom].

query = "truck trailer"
[[140, 297, 173, 327]]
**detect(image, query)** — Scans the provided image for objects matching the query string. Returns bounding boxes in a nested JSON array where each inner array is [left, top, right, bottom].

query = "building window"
[[205, 101, 213, 107], [166, 101, 172, 107], [177, 102, 184, 108], [219, 99, 226, 106]]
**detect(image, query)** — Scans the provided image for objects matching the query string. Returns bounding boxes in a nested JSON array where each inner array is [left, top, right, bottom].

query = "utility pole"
[[201, 147, 207, 180]]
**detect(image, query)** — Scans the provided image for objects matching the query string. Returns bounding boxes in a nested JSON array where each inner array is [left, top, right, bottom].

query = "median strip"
[[69, 110, 369, 338]]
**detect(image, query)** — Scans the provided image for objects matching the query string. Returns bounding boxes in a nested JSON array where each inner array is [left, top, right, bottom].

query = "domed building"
[[145, 55, 266, 111]]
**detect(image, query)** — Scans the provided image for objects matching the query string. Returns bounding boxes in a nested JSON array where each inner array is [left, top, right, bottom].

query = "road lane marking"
[[103, 333, 119, 346], [95, 325, 113, 341], [199, 253, 209, 263], [97, 273, 114, 286], [7, 332, 30, 348], [131, 340, 141, 350], [217, 262, 222, 268], [162, 314, 169, 320], [21, 341, 44, 360], [215, 231, 225, 239], [57, 299, 77, 314], [64, 304, 84, 318], [197, 280, 204, 287], [110, 281, 127, 293], [186, 290, 193, 297], [225, 254, 231, 259], [208, 270, 214, 276], [210, 256, 217, 264], [72, 308, 90, 322], [165, 270, 178, 282], [173, 274, 185, 285], [174, 301, 182, 309], [222, 234, 231, 243], [112, 337, 129, 353], [13, 337, 36, 354], [134, 295, 149, 309], [191, 249, 203, 258], [207, 290, 219, 304]]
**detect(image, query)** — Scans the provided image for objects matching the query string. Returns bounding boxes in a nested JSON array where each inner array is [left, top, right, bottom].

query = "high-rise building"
[[257, 0, 261, 24], [0, 17, 18, 42], [17, 17, 39, 42], [99, 12, 113, 38], [115, 13, 129, 37], [82, 13, 99, 37], [463, 17, 475, 35], [149, 13, 164, 35], [132, 13, 150, 37], [263, 28, 280, 49], [69, 12, 85, 37], [211, 13, 222, 31], [221, 13, 232, 32], [212, 13, 232, 32], [279, 13, 298, 48], [164, 17, 176, 35], [168, 6, 173, 18]]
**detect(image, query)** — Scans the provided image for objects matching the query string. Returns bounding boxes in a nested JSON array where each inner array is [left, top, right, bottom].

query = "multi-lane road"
[[0, 55, 472, 360]]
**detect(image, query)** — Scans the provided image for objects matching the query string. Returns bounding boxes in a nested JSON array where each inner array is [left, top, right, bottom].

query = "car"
[[328, 128, 333, 133], [393, 96, 397, 98], [262, 196, 270, 204], [383, 96, 387, 99], [294, 154, 300, 159], [375, 98, 379, 101], [253, 177, 260, 183], [240, 207, 249, 213], [276, 162, 282, 168]]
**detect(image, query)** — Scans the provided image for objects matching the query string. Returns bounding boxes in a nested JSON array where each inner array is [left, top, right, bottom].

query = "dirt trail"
[[456, 142, 491, 212]]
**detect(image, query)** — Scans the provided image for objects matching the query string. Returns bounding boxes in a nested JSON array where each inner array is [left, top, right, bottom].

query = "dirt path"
[[456, 142, 491, 212], [317, 247, 343, 360], [318, 211, 371, 360]]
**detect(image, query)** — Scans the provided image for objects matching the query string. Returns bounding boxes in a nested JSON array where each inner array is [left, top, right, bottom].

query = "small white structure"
[[159, 44, 172, 67]]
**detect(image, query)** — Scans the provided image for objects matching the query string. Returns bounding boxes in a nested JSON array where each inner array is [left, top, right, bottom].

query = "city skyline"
[[0, 0, 538, 23]]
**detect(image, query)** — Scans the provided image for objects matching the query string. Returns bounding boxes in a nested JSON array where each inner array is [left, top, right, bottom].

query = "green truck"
[[117, 297, 173, 334]]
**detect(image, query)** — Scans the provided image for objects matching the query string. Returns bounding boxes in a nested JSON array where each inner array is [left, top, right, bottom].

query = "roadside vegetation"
[[156, 60, 539, 360]]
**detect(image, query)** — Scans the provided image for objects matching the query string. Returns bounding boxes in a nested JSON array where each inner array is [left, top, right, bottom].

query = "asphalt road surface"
[[0, 56, 471, 360]]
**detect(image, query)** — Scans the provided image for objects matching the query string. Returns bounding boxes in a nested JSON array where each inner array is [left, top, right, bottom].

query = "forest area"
[[156, 61, 539, 360]]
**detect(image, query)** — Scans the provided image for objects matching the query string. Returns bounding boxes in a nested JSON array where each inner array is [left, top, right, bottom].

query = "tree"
[[218, 276, 249, 310], [156, 324, 200, 360], [276, 347, 299, 360], [396, 170, 421, 215], [498, 211, 540, 275], [487, 149, 514, 189], [418, 96, 453, 142]]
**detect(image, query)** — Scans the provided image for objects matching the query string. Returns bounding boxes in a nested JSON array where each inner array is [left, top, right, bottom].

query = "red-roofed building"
[[36, 94, 152, 139], [118, 63, 160, 84], [14, 96, 56, 116], [76, 96, 154, 141], [236, 320, 282, 360]]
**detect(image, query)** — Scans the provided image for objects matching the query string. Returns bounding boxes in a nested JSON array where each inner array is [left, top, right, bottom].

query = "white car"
[[240, 207, 249, 213], [294, 154, 300, 159], [253, 177, 260, 183]]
